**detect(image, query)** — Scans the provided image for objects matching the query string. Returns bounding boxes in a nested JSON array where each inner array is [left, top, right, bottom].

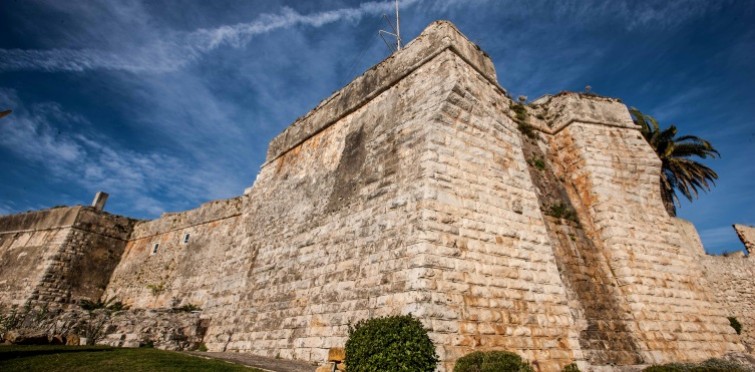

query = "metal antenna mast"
[[395, 0, 401, 50], [379, 0, 402, 52]]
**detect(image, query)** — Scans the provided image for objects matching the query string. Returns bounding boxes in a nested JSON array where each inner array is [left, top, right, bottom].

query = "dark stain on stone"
[[326, 126, 367, 213], [520, 129, 645, 366]]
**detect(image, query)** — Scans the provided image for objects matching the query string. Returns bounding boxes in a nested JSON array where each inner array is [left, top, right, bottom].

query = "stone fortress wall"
[[0, 206, 134, 307], [1, 21, 754, 371], [700, 225, 755, 354], [103, 197, 244, 310]]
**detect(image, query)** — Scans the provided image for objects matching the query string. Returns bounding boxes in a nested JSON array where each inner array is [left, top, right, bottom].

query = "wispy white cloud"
[[0, 202, 14, 216], [0, 88, 228, 215], [422, 0, 735, 30], [1, 0, 751, 223], [0, 0, 735, 74], [0, 0, 421, 73]]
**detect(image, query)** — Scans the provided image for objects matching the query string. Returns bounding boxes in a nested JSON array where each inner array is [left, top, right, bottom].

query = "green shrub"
[[698, 358, 751, 371], [729, 316, 743, 335], [345, 314, 438, 372], [562, 363, 581, 372], [642, 358, 750, 372], [454, 350, 534, 372]]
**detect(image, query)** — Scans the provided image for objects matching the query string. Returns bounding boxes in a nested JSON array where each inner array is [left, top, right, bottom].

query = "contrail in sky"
[[0, 0, 421, 73]]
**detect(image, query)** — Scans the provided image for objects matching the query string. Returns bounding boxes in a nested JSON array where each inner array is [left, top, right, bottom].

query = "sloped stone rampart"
[[0, 207, 134, 307], [0, 207, 79, 306], [547, 94, 742, 364], [207, 48, 465, 364], [414, 57, 581, 371]]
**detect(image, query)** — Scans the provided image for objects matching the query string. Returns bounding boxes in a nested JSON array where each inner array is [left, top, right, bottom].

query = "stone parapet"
[[265, 20, 500, 163], [130, 197, 242, 240], [0, 206, 80, 234], [734, 224, 755, 254], [540, 93, 635, 133]]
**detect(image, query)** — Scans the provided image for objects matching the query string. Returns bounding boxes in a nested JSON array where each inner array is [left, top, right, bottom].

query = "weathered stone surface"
[[104, 197, 243, 310], [266, 20, 499, 163], [0, 20, 750, 372], [3, 329, 49, 345], [0, 206, 135, 307], [327, 347, 345, 362], [701, 251, 755, 353], [99, 309, 209, 351], [547, 98, 742, 364], [675, 218, 706, 256], [734, 224, 755, 255]]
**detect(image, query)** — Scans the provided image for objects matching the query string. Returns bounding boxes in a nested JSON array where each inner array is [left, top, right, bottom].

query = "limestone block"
[[734, 224, 755, 254]]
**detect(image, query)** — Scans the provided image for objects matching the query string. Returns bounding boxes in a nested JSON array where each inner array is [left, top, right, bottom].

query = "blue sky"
[[0, 0, 753, 254]]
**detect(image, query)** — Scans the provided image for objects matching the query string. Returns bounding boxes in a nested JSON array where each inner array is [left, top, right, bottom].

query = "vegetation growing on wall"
[[728, 316, 743, 335], [544, 202, 578, 223], [510, 102, 538, 139], [147, 283, 165, 296], [80, 297, 126, 312]]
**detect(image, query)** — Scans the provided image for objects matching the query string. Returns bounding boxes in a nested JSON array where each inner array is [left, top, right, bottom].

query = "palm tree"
[[629, 108, 719, 216]]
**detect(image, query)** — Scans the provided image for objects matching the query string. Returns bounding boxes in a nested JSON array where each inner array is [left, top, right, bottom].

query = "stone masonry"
[[0, 21, 753, 371], [0, 206, 134, 307], [734, 225, 755, 255]]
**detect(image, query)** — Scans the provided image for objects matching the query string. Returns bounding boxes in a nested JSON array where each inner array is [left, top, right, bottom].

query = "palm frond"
[[631, 108, 720, 215]]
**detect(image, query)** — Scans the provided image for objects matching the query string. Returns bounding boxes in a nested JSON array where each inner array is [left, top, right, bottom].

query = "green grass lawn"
[[0, 345, 261, 371]]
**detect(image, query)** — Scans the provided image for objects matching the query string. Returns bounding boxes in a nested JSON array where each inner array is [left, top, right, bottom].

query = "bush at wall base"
[[453, 350, 534, 372], [344, 314, 438, 372], [642, 358, 751, 372]]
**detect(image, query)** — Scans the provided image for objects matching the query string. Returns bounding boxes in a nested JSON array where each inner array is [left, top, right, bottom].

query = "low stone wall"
[[0, 306, 206, 351], [99, 309, 209, 350], [700, 254, 755, 352]]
